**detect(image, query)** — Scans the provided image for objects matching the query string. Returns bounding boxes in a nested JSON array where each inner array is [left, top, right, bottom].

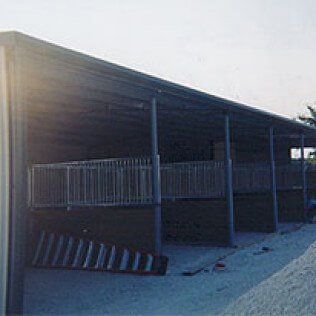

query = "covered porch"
[[17, 33, 316, 256], [27, 93, 316, 254]]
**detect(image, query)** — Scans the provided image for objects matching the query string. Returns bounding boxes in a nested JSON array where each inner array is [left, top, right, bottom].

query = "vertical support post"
[[269, 127, 278, 230], [224, 114, 234, 246], [0, 46, 10, 316], [151, 97, 162, 255], [7, 45, 27, 314], [300, 134, 308, 219]]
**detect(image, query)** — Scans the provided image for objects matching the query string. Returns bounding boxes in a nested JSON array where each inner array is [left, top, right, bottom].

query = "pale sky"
[[0, 0, 315, 118]]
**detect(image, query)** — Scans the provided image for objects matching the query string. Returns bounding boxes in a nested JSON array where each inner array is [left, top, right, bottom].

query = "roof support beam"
[[300, 134, 308, 220], [269, 127, 278, 230], [224, 114, 235, 246], [151, 97, 162, 256]]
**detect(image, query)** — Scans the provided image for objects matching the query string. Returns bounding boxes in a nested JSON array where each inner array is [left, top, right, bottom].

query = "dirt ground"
[[24, 224, 316, 315]]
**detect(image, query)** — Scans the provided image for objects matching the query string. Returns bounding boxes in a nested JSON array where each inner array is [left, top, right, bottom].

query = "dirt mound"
[[222, 242, 316, 315]]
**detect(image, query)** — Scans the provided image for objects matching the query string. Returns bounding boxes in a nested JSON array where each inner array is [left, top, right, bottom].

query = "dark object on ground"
[[253, 246, 273, 255], [262, 246, 273, 252]]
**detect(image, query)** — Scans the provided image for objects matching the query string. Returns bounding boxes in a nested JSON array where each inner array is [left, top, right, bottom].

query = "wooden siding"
[[29, 207, 156, 254], [162, 200, 230, 245]]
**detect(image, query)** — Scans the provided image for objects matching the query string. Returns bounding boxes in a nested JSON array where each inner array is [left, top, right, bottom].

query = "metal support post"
[[224, 114, 234, 246], [151, 97, 162, 255], [300, 134, 308, 219], [269, 127, 278, 230]]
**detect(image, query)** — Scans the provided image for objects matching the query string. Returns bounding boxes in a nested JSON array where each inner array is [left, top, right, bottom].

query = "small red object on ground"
[[214, 262, 226, 270]]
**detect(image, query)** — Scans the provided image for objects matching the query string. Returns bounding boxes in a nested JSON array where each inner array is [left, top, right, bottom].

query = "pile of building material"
[[31, 230, 168, 275]]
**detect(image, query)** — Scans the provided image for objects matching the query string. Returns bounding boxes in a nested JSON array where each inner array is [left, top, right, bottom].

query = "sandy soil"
[[23, 224, 316, 315], [222, 236, 316, 315]]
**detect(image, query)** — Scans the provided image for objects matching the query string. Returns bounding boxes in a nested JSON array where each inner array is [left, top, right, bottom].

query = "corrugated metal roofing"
[[0, 31, 315, 140]]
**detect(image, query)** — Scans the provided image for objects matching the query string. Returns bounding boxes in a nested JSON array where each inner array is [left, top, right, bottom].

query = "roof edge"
[[0, 31, 315, 135]]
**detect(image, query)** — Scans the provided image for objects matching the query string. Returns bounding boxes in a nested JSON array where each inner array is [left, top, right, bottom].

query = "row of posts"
[[223, 124, 307, 247], [150, 96, 308, 254]]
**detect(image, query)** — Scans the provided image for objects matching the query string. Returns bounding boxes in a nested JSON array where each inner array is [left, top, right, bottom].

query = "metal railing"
[[233, 163, 271, 193], [29, 158, 316, 209], [29, 157, 153, 208], [276, 163, 302, 190], [161, 161, 225, 199]]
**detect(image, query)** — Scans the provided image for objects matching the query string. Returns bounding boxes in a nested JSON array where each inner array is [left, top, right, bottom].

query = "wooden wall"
[[162, 200, 230, 245], [278, 189, 305, 222], [29, 206, 156, 255], [234, 193, 276, 232], [214, 136, 291, 164]]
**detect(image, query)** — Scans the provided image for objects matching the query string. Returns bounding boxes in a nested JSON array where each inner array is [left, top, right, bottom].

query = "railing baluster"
[[30, 157, 307, 210]]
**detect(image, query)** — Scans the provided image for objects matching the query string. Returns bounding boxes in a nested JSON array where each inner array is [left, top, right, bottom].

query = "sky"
[[0, 0, 315, 118]]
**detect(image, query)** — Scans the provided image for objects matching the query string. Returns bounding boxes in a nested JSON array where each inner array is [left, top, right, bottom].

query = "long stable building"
[[1, 31, 316, 313]]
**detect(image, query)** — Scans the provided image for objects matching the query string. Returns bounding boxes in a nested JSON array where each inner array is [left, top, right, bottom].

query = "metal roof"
[[1, 31, 316, 141]]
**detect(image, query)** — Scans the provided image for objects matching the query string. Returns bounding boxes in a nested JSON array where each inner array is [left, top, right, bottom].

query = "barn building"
[[1, 31, 316, 313]]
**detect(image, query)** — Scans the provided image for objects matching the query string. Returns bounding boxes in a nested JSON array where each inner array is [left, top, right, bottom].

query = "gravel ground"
[[23, 224, 316, 315], [222, 239, 316, 315]]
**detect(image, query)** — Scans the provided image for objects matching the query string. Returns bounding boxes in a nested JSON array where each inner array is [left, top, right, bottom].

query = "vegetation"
[[298, 105, 316, 127], [298, 104, 316, 161]]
